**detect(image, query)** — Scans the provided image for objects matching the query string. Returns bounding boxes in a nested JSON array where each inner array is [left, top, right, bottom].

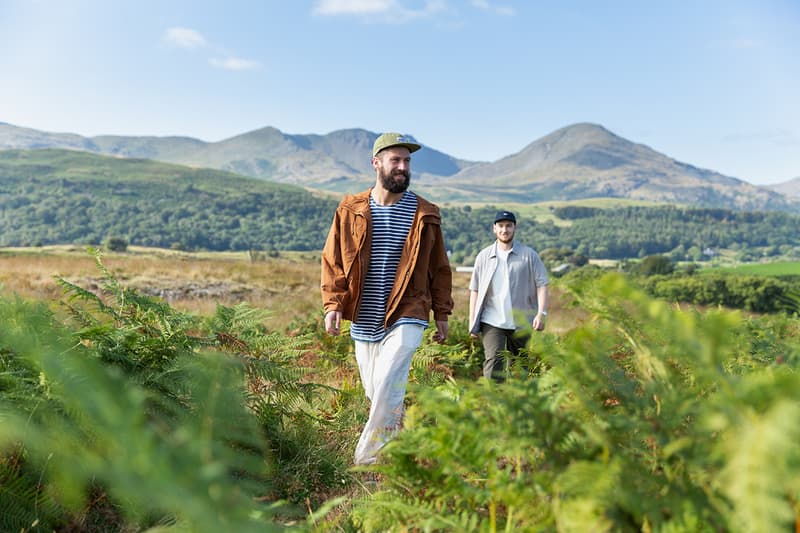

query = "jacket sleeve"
[[428, 221, 454, 321], [320, 208, 347, 313]]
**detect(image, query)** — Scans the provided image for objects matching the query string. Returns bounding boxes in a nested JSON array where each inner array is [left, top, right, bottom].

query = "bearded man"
[[321, 132, 453, 465]]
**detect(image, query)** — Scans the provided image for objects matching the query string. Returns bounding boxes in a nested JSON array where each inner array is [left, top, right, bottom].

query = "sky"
[[1, 0, 799, 185]]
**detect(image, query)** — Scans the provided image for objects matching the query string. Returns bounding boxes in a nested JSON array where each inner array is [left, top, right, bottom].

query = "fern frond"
[[553, 460, 621, 532], [714, 390, 800, 532], [55, 276, 118, 322], [89, 248, 125, 307], [0, 447, 66, 532]]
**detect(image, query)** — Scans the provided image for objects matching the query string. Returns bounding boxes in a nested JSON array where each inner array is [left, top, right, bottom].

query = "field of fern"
[[1, 247, 799, 532]]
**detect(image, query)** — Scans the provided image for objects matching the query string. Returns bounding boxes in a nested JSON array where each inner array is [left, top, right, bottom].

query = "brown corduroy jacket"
[[320, 189, 453, 329]]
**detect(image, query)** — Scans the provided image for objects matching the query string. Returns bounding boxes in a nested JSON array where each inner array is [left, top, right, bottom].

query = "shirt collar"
[[490, 241, 514, 257]]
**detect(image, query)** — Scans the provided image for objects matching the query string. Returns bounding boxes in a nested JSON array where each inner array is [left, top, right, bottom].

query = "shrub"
[[104, 236, 128, 252], [637, 254, 674, 276]]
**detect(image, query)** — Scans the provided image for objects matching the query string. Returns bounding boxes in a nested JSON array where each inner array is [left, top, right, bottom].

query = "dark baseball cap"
[[494, 210, 517, 224]]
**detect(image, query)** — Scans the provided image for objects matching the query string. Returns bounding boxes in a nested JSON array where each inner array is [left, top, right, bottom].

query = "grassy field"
[[443, 197, 671, 228], [0, 246, 326, 330], [708, 261, 800, 276], [0, 245, 579, 334]]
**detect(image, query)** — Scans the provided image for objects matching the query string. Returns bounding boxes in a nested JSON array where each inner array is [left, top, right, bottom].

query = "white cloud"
[[313, 0, 398, 15], [209, 56, 261, 71], [163, 26, 260, 71], [163, 27, 208, 49], [312, 0, 447, 22], [471, 0, 515, 16]]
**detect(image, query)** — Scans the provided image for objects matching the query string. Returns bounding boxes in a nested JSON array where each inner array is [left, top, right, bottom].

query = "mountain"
[[428, 123, 793, 211], [1, 121, 796, 211], [766, 176, 800, 200]]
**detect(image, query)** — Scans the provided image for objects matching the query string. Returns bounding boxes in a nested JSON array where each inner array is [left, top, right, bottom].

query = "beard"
[[379, 167, 411, 193]]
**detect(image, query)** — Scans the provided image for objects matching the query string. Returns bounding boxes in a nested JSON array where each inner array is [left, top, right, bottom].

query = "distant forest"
[[2, 149, 799, 263], [489, 205, 800, 264]]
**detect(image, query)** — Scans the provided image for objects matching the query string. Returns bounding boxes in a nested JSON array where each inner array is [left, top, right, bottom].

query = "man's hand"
[[325, 310, 342, 336], [432, 320, 449, 344], [532, 313, 546, 331]]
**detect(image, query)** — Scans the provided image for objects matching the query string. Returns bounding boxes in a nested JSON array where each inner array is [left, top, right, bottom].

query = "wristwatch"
[[540, 311, 547, 316]]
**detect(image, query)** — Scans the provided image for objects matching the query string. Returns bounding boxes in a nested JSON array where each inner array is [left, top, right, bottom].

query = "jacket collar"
[[339, 188, 441, 219]]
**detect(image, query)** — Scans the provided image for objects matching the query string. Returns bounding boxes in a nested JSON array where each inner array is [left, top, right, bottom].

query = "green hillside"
[[0, 149, 338, 251]]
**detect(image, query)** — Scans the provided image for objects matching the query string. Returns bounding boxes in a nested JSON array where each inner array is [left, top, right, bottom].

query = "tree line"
[[2, 149, 799, 262]]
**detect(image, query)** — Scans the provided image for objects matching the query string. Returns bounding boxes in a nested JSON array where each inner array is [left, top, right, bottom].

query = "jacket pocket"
[[341, 220, 364, 278], [343, 246, 357, 278]]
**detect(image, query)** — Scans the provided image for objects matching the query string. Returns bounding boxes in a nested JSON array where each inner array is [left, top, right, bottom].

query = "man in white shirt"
[[469, 210, 549, 381]]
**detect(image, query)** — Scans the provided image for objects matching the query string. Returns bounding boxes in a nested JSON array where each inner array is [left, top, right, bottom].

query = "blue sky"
[[1, 0, 798, 185]]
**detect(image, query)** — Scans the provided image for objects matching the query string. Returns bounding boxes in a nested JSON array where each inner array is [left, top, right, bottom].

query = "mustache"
[[381, 168, 410, 193]]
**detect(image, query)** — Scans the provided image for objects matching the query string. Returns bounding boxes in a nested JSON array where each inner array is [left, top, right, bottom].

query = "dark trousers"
[[480, 323, 530, 382]]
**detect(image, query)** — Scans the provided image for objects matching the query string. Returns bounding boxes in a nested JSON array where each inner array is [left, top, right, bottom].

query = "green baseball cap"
[[372, 132, 422, 157]]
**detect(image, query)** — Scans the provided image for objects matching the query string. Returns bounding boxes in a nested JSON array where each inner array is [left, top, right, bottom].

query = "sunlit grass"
[[0, 246, 322, 331], [710, 261, 800, 276], [0, 246, 576, 334]]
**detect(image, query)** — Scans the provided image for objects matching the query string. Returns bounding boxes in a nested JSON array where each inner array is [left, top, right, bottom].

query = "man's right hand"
[[324, 310, 342, 336]]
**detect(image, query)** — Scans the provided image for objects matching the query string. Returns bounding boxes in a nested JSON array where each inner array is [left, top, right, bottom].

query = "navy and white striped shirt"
[[350, 191, 428, 342]]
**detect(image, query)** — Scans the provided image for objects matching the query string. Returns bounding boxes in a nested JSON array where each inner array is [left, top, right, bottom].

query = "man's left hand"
[[532, 313, 546, 331], [432, 320, 448, 344]]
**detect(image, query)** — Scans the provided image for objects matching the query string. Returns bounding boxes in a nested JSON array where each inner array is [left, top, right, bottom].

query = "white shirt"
[[480, 247, 515, 329]]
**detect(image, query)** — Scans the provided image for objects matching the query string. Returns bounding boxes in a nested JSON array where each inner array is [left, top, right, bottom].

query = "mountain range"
[[1, 121, 797, 211]]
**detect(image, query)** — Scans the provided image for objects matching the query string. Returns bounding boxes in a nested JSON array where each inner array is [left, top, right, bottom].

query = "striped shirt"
[[350, 191, 428, 342]]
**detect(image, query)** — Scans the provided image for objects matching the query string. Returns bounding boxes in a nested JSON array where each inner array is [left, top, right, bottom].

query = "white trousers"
[[353, 324, 424, 465]]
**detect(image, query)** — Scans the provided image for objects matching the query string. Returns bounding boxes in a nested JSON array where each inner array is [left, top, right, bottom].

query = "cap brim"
[[399, 142, 421, 153], [374, 142, 422, 156]]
